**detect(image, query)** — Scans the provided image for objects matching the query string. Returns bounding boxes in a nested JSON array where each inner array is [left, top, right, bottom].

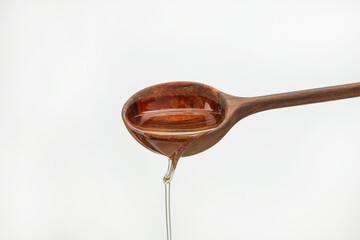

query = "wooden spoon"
[[122, 82, 360, 168]]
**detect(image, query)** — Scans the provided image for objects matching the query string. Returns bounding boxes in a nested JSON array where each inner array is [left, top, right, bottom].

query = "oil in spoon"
[[125, 95, 225, 158]]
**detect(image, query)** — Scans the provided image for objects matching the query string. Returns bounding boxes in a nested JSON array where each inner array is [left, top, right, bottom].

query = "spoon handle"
[[247, 82, 360, 114]]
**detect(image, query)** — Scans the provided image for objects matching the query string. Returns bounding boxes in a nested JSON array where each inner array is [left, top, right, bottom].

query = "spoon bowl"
[[122, 82, 234, 159]]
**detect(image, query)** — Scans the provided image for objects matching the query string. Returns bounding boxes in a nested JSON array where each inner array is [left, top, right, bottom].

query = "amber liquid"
[[131, 108, 223, 134], [129, 108, 224, 161]]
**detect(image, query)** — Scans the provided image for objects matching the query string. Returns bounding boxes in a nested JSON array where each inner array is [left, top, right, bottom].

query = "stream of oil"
[[163, 159, 175, 240], [127, 107, 224, 240]]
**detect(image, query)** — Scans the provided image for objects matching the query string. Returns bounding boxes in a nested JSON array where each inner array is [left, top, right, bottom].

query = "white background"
[[1, 0, 360, 239]]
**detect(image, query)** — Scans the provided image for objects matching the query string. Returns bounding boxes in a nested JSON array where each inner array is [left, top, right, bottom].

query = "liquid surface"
[[128, 104, 225, 160], [131, 108, 223, 134]]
